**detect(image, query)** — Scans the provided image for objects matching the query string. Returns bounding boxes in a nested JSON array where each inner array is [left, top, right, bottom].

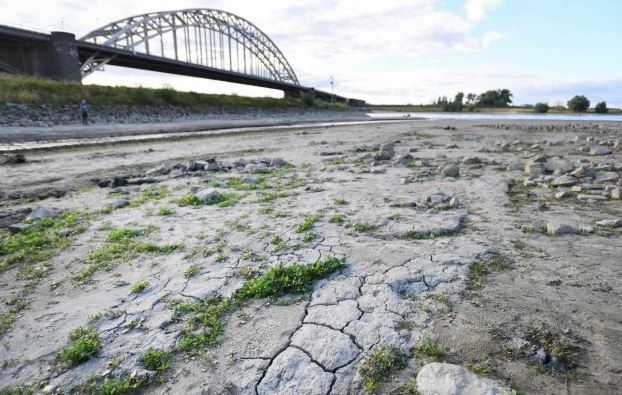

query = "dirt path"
[[0, 120, 620, 394]]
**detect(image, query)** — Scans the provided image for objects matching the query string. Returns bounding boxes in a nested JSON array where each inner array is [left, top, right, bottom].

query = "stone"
[[594, 172, 619, 183], [525, 162, 545, 176], [187, 161, 207, 171], [543, 159, 574, 174], [169, 168, 185, 177], [577, 194, 608, 201], [395, 154, 414, 165], [595, 219, 622, 227], [145, 165, 169, 176], [113, 199, 130, 209], [205, 159, 220, 171], [416, 363, 510, 395], [1, 153, 26, 164], [554, 191, 570, 199], [8, 223, 31, 234], [589, 145, 613, 156], [244, 163, 256, 173], [546, 222, 576, 236], [375, 143, 395, 160], [111, 177, 128, 187], [195, 188, 221, 203], [506, 160, 523, 171], [571, 164, 593, 178], [571, 185, 582, 193], [534, 348, 548, 364], [461, 156, 482, 165], [440, 164, 460, 178], [58, 228, 71, 237], [551, 175, 579, 187], [449, 196, 460, 208], [28, 207, 56, 220], [427, 194, 449, 204], [291, 324, 360, 371], [270, 157, 286, 167], [257, 347, 333, 395], [611, 188, 620, 199], [240, 175, 258, 184]]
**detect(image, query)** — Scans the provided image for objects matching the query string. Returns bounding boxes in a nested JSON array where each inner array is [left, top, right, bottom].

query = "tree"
[[594, 101, 608, 114], [534, 103, 550, 113], [476, 89, 513, 107], [442, 92, 464, 112], [567, 95, 590, 112]]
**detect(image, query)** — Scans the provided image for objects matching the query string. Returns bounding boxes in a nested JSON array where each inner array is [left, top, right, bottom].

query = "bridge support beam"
[[0, 31, 81, 82]]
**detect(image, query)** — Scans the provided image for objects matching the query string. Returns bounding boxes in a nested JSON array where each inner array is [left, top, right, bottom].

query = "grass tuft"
[[359, 346, 407, 393], [129, 279, 149, 294], [467, 252, 511, 289], [236, 257, 345, 299], [56, 326, 101, 367], [141, 348, 172, 371], [295, 214, 322, 233]]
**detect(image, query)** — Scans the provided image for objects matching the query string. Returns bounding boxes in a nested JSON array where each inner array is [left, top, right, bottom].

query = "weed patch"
[[56, 326, 101, 367], [141, 348, 173, 371], [467, 252, 511, 289], [129, 279, 149, 294], [236, 257, 345, 299], [359, 346, 407, 393], [411, 337, 447, 359], [295, 214, 322, 233]]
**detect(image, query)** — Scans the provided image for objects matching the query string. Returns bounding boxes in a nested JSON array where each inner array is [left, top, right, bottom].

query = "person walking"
[[80, 99, 89, 125]]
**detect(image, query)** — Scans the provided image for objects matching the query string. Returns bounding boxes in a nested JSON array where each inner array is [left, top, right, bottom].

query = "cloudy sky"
[[2, 0, 621, 106]]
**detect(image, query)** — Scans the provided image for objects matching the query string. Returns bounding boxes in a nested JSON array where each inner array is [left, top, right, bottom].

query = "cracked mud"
[[1, 120, 621, 394]]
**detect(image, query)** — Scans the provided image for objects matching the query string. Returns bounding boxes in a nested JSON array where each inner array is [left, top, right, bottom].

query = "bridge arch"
[[80, 8, 299, 85]]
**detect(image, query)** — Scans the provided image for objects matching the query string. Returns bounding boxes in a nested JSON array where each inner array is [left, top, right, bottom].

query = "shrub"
[[534, 103, 549, 113], [567, 95, 590, 112], [594, 101, 608, 114]]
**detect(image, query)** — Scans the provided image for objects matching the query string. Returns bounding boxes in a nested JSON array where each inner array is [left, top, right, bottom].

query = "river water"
[[368, 111, 622, 122]]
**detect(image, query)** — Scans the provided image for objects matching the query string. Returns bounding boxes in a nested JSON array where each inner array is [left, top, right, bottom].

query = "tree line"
[[434, 89, 610, 114]]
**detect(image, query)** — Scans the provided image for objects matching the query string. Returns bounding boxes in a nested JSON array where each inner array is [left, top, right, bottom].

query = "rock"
[[205, 159, 220, 171], [257, 347, 333, 395], [577, 194, 608, 201], [270, 157, 286, 168], [291, 324, 360, 371], [195, 188, 221, 203], [571, 164, 593, 178], [244, 163, 256, 173], [440, 164, 460, 178], [416, 363, 510, 395], [58, 228, 71, 237], [525, 162, 545, 176], [1, 153, 26, 165], [111, 177, 128, 187], [594, 172, 619, 183], [187, 161, 207, 171], [8, 223, 31, 234], [555, 191, 570, 199], [462, 156, 482, 165], [28, 207, 56, 220], [611, 188, 620, 199], [170, 168, 185, 177], [506, 160, 523, 171], [589, 145, 613, 156], [445, 144, 459, 149], [449, 196, 460, 208], [399, 177, 410, 185], [544, 159, 574, 174], [375, 143, 395, 160], [145, 165, 169, 176], [240, 175, 259, 184], [551, 175, 579, 187], [114, 199, 130, 208], [427, 194, 449, 204], [595, 219, 622, 227], [571, 185, 582, 193], [546, 222, 576, 236], [534, 348, 548, 364], [395, 154, 414, 166]]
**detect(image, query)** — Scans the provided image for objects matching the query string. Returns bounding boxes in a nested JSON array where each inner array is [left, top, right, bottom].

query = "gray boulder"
[[589, 145, 613, 156], [28, 207, 56, 220], [196, 188, 221, 203], [416, 363, 510, 395], [546, 222, 576, 236], [551, 175, 579, 187], [440, 164, 460, 178]]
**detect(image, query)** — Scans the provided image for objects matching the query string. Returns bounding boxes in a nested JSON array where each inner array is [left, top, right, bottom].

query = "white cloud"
[[465, 0, 502, 22]]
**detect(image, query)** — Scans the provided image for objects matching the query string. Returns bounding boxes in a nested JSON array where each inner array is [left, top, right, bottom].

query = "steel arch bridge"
[[79, 8, 299, 85]]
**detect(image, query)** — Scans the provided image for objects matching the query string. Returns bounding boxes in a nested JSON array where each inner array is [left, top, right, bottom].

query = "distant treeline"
[[433, 89, 613, 114], [435, 89, 513, 112]]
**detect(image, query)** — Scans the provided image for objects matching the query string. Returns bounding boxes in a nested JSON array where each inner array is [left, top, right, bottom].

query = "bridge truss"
[[79, 8, 299, 85]]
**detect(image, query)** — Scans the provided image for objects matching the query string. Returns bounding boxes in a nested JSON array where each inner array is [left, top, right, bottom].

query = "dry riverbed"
[[0, 120, 621, 394]]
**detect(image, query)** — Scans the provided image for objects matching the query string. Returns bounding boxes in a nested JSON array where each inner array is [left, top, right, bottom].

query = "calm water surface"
[[368, 112, 622, 122]]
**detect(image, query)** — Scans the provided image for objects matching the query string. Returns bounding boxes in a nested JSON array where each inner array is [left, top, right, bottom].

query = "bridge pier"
[[0, 31, 81, 82]]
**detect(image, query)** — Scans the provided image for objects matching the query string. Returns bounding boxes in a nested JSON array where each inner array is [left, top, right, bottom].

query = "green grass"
[[129, 279, 149, 294], [0, 211, 88, 273], [175, 192, 242, 207], [526, 323, 579, 372], [73, 228, 179, 284], [157, 207, 175, 216], [411, 337, 447, 359], [56, 326, 101, 367], [129, 186, 169, 208], [303, 232, 317, 242], [295, 214, 322, 233], [141, 348, 173, 371], [184, 264, 202, 278], [467, 252, 511, 289], [359, 346, 407, 393], [352, 222, 378, 233], [224, 177, 270, 190], [0, 298, 28, 337], [0, 75, 349, 110], [236, 256, 345, 299], [257, 191, 288, 203], [333, 197, 349, 205], [172, 295, 234, 352], [0, 382, 44, 395], [402, 221, 466, 240], [329, 214, 345, 223]]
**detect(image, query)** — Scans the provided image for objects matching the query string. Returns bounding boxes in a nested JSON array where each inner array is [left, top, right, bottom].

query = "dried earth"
[[0, 119, 621, 394]]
